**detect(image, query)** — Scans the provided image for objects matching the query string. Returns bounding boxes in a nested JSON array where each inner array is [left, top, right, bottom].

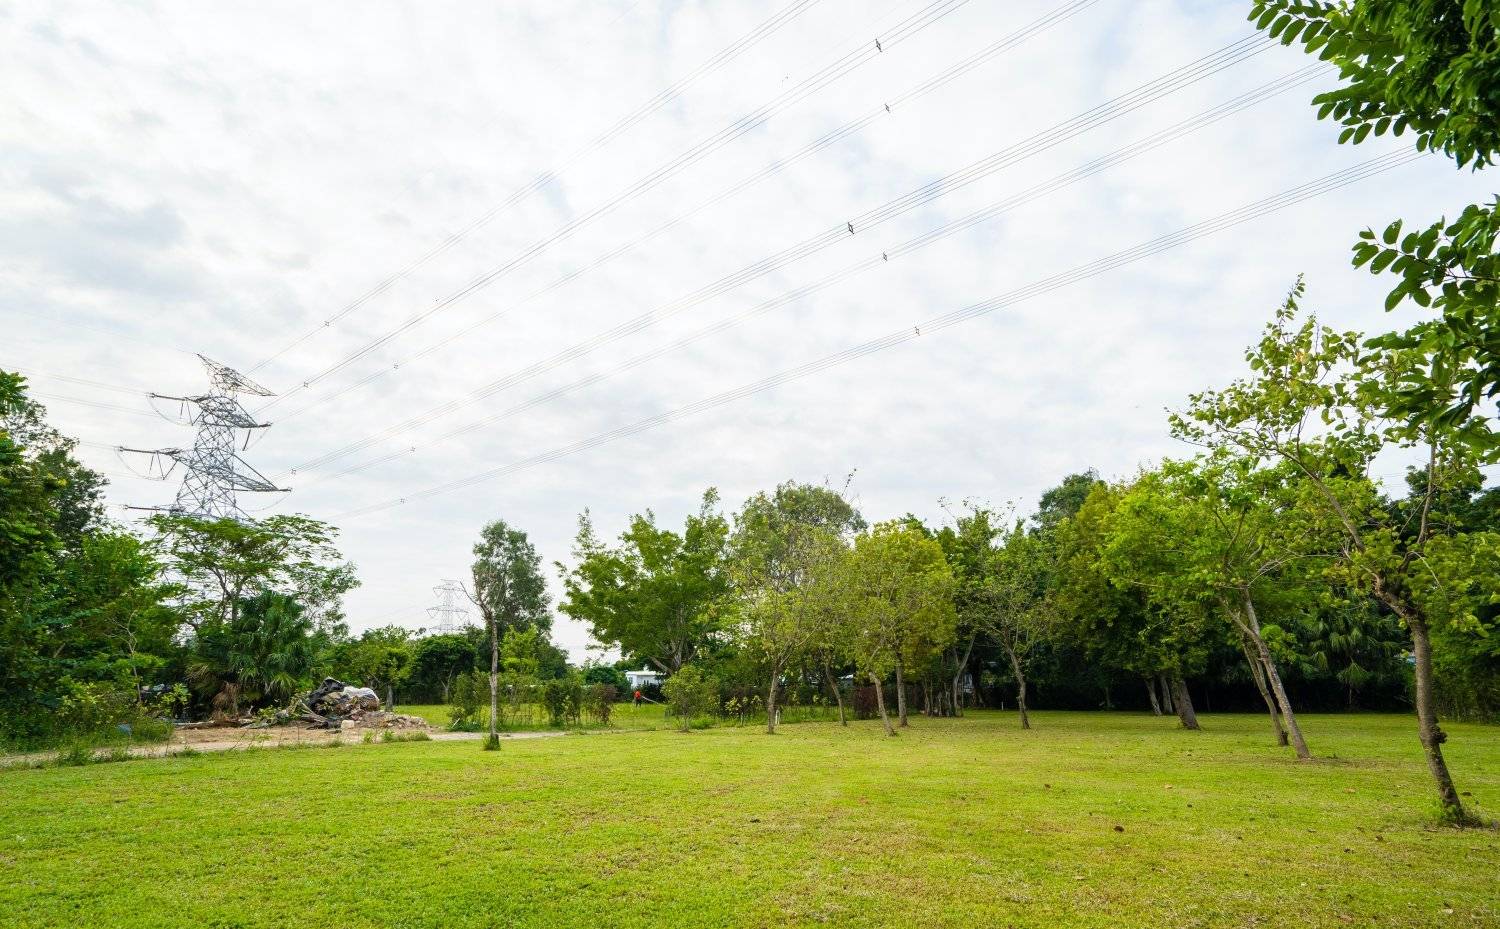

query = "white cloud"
[[3, 0, 1492, 661]]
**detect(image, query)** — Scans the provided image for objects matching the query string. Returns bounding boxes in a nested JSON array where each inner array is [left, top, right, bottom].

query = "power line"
[[289, 64, 1326, 491], [256, 0, 976, 410], [277, 32, 1279, 478], [334, 149, 1427, 519], [269, 0, 1103, 426], [246, 0, 835, 375]]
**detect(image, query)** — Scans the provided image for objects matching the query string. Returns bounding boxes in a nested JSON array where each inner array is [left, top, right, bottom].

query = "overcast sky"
[[4, 0, 1493, 663]]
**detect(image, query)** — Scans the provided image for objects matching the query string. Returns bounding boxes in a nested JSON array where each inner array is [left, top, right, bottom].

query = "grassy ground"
[[394, 701, 839, 730], [394, 701, 673, 730], [1, 711, 1496, 928]]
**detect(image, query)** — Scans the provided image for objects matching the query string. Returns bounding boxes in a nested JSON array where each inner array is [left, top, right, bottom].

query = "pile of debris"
[[300, 677, 430, 731]]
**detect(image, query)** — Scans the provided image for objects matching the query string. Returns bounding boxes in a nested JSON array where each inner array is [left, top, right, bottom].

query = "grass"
[[396, 700, 839, 731], [1, 712, 1496, 928], [396, 700, 669, 729]]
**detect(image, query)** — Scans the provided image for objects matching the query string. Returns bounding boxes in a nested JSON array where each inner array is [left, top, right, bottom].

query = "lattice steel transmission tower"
[[122, 355, 289, 520], [426, 580, 471, 635]]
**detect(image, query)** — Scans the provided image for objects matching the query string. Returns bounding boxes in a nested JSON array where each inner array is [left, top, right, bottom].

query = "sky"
[[3, 0, 1493, 664]]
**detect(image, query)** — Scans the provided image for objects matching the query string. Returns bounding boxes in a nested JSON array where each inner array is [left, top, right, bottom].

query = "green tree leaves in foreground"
[[1252, 0, 1500, 451]]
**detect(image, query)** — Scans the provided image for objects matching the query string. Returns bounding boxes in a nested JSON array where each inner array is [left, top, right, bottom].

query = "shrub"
[[57, 681, 135, 735], [663, 665, 718, 732], [448, 670, 485, 731], [542, 676, 584, 727], [586, 683, 617, 725]]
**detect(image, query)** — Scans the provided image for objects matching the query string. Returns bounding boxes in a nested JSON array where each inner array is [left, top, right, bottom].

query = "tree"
[[841, 522, 956, 736], [977, 519, 1051, 730], [406, 629, 485, 702], [149, 512, 356, 632], [1100, 458, 1329, 757], [326, 626, 413, 706], [188, 592, 315, 715], [662, 664, 718, 731], [1174, 281, 1497, 821], [0, 373, 181, 744], [1052, 481, 1211, 729], [465, 518, 550, 750], [559, 490, 730, 674], [1251, 1, 1500, 450], [729, 480, 862, 733]]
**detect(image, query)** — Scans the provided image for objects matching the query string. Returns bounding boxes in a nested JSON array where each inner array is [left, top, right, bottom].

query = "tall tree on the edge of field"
[[842, 521, 956, 736], [1250, 0, 1500, 454], [1100, 456, 1336, 759], [1051, 482, 1211, 729], [729, 480, 863, 734], [1174, 281, 1500, 822], [558, 489, 730, 675], [934, 502, 1003, 718], [977, 518, 1052, 730], [466, 519, 550, 751]]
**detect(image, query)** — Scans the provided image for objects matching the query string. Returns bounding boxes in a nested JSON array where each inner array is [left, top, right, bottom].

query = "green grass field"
[[2, 712, 1496, 928], [394, 700, 675, 730], [393, 700, 835, 731]]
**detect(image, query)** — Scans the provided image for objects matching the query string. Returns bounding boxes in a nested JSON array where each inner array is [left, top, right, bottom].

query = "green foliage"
[[447, 670, 486, 731], [541, 675, 583, 727], [1250, 0, 1500, 168], [585, 682, 618, 724], [559, 489, 730, 673], [662, 664, 719, 731], [0, 372, 181, 747], [1250, 1, 1500, 451], [580, 661, 628, 693], [188, 592, 318, 714], [841, 521, 957, 683], [469, 518, 551, 637], [1353, 202, 1500, 450], [149, 511, 357, 632], [323, 625, 413, 696], [407, 629, 484, 702]]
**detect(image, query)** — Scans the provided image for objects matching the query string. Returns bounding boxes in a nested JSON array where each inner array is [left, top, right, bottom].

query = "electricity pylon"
[[425, 579, 471, 635], [122, 354, 289, 520]]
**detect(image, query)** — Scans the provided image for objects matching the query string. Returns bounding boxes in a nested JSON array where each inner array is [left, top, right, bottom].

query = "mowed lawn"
[[2, 713, 1497, 929], [394, 701, 682, 730]]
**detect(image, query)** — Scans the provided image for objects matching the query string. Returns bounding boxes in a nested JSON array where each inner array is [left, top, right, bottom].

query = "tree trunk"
[[765, 668, 780, 735], [822, 660, 847, 726], [1170, 675, 1199, 730], [952, 635, 974, 719], [488, 613, 500, 749], [1003, 642, 1030, 730], [1159, 673, 1174, 713], [1240, 634, 1288, 747], [1239, 595, 1309, 760], [1145, 676, 1162, 716], [922, 680, 932, 717], [894, 655, 908, 727], [871, 673, 895, 737], [1407, 612, 1467, 821]]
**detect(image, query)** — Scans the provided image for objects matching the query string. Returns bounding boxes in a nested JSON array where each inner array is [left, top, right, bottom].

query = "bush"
[[663, 665, 718, 732], [586, 683, 617, 725], [57, 681, 136, 734], [542, 676, 583, 727], [448, 670, 486, 731]]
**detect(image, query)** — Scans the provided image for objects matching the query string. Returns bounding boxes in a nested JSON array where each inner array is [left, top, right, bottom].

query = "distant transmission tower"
[[426, 580, 471, 635], [122, 354, 289, 520]]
